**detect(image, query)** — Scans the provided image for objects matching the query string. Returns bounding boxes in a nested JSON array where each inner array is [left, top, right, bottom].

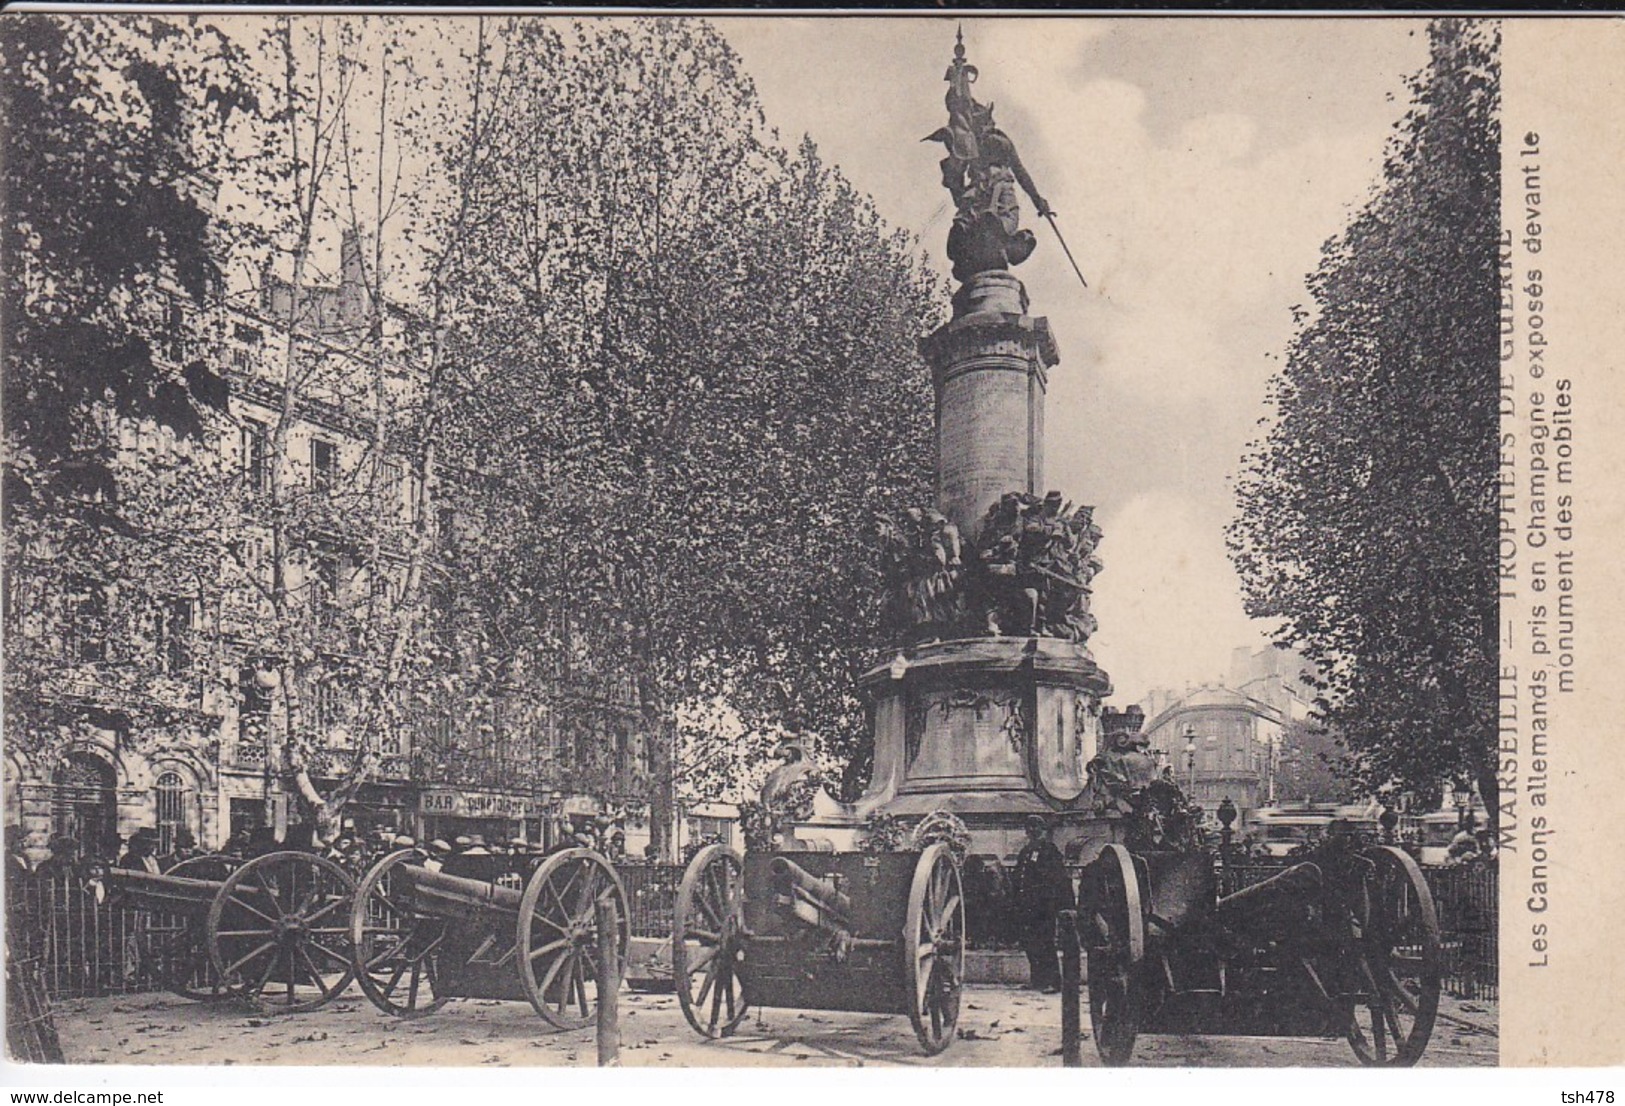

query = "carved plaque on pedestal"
[[1034, 685, 1097, 802]]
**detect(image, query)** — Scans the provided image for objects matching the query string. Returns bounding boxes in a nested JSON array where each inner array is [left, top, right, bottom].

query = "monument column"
[[922, 271, 1060, 541], [847, 31, 1116, 861]]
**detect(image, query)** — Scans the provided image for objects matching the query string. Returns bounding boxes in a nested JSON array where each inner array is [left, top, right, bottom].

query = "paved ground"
[[51, 986, 1497, 1068]]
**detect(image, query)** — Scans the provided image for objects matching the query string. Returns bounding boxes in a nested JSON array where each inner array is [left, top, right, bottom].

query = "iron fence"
[[615, 863, 682, 939], [1425, 861, 1498, 1001], [6, 875, 191, 1000]]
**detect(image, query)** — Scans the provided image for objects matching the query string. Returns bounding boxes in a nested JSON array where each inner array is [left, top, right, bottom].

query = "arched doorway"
[[51, 752, 117, 858]]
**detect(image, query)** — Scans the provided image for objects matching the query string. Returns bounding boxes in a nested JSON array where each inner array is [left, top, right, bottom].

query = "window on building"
[[379, 459, 420, 525], [155, 771, 188, 855], [229, 797, 263, 840], [690, 815, 731, 845], [402, 469, 422, 526], [230, 323, 262, 372], [310, 437, 337, 490], [163, 298, 186, 362], [311, 555, 340, 617], [379, 458, 403, 515], [158, 596, 193, 673], [240, 418, 270, 496], [66, 580, 109, 663], [239, 665, 274, 745]]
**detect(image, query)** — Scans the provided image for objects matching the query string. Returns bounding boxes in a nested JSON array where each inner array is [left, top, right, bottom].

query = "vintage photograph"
[[4, 12, 1504, 1069]]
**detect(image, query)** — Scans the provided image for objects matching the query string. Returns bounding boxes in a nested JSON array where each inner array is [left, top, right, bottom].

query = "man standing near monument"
[[1012, 815, 1072, 992]]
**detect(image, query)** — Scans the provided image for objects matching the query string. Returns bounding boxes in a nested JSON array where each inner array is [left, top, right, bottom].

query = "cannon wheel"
[[151, 854, 237, 1002], [904, 842, 966, 1056], [350, 849, 450, 1018], [1342, 845, 1441, 1067], [673, 844, 750, 1039], [516, 848, 629, 1030], [207, 850, 357, 1014], [1085, 843, 1144, 1067]]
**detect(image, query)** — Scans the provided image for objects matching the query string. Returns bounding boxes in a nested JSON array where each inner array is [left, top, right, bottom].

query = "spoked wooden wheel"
[[151, 855, 236, 1001], [1342, 846, 1441, 1066], [350, 849, 450, 1018], [516, 848, 628, 1030], [673, 844, 749, 1039], [904, 842, 965, 1056], [207, 850, 357, 1014], [1084, 843, 1144, 1067]]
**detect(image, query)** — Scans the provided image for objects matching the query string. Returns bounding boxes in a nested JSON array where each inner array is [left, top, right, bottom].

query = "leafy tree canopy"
[[1229, 19, 1500, 826], [2, 15, 252, 525]]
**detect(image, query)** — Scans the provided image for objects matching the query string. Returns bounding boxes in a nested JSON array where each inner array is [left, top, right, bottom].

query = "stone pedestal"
[[920, 271, 1060, 541], [854, 636, 1112, 859]]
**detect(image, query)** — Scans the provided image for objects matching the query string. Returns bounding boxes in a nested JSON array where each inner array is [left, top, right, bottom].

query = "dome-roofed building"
[[1139, 646, 1318, 821]]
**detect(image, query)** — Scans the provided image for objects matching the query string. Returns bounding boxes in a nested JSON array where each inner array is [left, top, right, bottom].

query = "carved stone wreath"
[[906, 688, 1027, 759]]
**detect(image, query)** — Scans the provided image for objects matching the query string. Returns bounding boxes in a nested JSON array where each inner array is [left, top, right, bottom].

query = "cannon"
[[672, 842, 966, 1055], [1079, 837, 1443, 1067], [102, 850, 358, 1013], [347, 846, 628, 1028]]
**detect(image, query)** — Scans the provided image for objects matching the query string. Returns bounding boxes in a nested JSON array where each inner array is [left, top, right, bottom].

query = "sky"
[[227, 14, 1431, 708], [718, 16, 1431, 704]]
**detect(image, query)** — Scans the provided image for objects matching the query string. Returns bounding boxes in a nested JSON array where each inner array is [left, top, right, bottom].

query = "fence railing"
[[6, 876, 201, 1000], [615, 863, 682, 939]]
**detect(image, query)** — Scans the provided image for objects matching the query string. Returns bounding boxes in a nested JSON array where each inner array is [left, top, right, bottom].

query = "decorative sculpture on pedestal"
[[877, 491, 1103, 645], [923, 28, 1054, 283]]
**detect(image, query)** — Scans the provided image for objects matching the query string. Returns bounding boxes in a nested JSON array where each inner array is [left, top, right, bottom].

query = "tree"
[[1228, 20, 1500, 827], [2, 15, 254, 793], [215, 16, 520, 840], [2, 15, 251, 517], [1273, 720, 1356, 806], [440, 19, 942, 852]]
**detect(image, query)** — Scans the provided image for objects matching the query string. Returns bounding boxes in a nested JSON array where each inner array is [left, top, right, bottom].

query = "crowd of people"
[[3, 815, 645, 892]]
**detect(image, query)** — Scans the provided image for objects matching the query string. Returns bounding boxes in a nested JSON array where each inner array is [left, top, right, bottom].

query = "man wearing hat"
[[424, 839, 451, 874], [1011, 815, 1072, 993], [118, 829, 162, 875], [444, 834, 497, 880]]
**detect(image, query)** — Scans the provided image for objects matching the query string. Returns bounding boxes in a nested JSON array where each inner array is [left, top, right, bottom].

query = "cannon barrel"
[[1212, 861, 1323, 926], [769, 856, 852, 930], [396, 863, 524, 920]]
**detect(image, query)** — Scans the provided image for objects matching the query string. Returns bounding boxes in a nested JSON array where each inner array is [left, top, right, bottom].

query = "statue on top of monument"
[[923, 28, 1054, 284]]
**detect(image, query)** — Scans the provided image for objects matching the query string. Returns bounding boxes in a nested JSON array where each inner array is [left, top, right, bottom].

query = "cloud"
[[1089, 491, 1276, 704]]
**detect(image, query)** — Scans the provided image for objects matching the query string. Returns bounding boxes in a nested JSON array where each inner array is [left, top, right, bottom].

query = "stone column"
[[920, 271, 1060, 542]]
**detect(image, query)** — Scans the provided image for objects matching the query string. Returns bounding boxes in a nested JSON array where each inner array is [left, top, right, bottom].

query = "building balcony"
[[221, 742, 411, 781], [8, 652, 210, 722], [224, 742, 268, 773]]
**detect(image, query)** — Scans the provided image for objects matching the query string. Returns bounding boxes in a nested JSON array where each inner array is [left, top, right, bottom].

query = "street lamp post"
[[1452, 780, 1473, 830], [1183, 724, 1198, 801], [548, 789, 565, 849]]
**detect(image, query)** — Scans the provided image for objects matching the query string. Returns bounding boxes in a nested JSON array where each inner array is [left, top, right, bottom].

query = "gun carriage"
[[103, 850, 358, 1013], [672, 840, 966, 1055], [347, 846, 628, 1029], [1080, 826, 1442, 1067]]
